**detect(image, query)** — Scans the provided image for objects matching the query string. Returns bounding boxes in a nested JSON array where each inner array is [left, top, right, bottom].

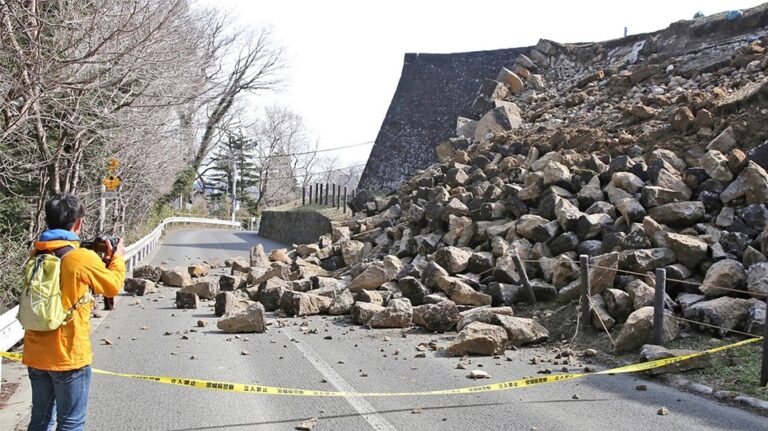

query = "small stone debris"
[[164, 331, 173, 336], [295, 417, 318, 431], [181, 335, 189, 340], [572, 394, 580, 400], [412, 407, 423, 414], [324, 335, 333, 340], [456, 362, 467, 370], [469, 370, 489, 379], [241, 351, 251, 356], [92, 312, 103, 318], [584, 366, 596, 373], [658, 407, 669, 416], [190, 355, 197, 360], [102, 338, 112, 345], [197, 320, 206, 327], [636, 384, 648, 391], [583, 349, 597, 357]]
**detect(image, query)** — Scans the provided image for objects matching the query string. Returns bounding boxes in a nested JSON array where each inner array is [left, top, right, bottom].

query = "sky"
[[202, 0, 766, 168]]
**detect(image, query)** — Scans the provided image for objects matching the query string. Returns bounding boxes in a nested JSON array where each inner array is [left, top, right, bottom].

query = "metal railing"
[[0, 216, 241, 356]]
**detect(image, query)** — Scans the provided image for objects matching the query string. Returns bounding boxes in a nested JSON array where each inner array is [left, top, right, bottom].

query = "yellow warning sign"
[[102, 175, 121, 191], [107, 158, 120, 172]]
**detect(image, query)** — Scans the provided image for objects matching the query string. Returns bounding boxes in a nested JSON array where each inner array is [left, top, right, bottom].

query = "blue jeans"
[[27, 366, 92, 431]]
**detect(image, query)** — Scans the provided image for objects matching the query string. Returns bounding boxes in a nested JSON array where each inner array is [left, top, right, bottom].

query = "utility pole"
[[231, 158, 238, 223], [99, 185, 106, 235]]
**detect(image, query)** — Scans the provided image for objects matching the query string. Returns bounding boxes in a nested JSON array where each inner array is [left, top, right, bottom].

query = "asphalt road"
[[86, 228, 768, 431]]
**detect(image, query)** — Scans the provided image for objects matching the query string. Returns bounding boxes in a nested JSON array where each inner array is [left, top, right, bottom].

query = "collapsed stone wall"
[[258, 210, 332, 246], [358, 48, 530, 191], [359, 4, 768, 192]]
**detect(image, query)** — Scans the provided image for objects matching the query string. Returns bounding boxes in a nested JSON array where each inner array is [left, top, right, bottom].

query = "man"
[[23, 193, 125, 431]]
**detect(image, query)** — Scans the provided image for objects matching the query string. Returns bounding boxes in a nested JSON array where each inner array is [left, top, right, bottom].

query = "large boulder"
[[179, 280, 219, 300], [666, 233, 708, 269], [701, 259, 746, 296], [433, 246, 472, 274], [132, 265, 162, 282], [161, 267, 192, 287], [446, 321, 508, 356], [589, 252, 619, 294], [615, 307, 679, 353], [603, 288, 633, 323], [352, 302, 385, 325], [257, 278, 292, 311], [473, 102, 523, 142], [747, 262, 768, 296], [647, 202, 705, 227], [456, 307, 514, 331], [620, 248, 676, 273], [683, 296, 755, 336], [175, 291, 198, 309], [417, 301, 461, 332], [341, 240, 366, 266], [280, 291, 333, 317], [368, 298, 413, 328], [187, 263, 210, 278], [217, 303, 267, 333], [436, 276, 493, 306], [214, 291, 252, 317], [398, 277, 430, 306], [123, 278, 157, 296], [491, 315, 549, 346], [219, 274, 246, 291], [250, 244, 270, 267]]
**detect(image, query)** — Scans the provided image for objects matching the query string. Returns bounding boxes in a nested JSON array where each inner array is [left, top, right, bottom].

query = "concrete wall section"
[[358, 47, 530, 192], [258, 210, 332, 246]]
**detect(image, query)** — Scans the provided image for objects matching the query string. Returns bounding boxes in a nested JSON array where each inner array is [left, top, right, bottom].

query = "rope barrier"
[[669, 315, 758, 338]]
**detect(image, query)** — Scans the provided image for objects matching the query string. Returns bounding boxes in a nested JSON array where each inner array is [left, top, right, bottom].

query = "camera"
[[80, 236, 120, 260]]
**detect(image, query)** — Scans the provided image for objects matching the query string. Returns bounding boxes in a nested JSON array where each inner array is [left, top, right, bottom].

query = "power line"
[[261, 163, 367, 182], [247, 140, 374, 160]]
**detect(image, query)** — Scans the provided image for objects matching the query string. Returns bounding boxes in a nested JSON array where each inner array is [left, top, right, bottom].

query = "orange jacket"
[[23, 239, 125, 371]]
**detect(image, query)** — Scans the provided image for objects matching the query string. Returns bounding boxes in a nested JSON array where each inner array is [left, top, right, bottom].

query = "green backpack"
[[18, 247, 92, 331]]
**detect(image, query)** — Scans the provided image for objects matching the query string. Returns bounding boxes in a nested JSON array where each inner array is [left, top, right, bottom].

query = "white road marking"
[[283, 328, 398, 431]]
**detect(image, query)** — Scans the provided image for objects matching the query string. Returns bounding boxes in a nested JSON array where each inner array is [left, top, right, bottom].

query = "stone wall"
[[358, 47, 530, 192], [258, 210, 332, 246]]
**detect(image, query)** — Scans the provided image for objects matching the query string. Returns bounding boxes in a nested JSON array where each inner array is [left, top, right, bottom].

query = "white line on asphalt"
[[283, 328, 398, 431]]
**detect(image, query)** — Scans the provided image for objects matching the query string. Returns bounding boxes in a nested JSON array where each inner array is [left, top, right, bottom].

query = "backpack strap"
[[53, 246, 75, 259]]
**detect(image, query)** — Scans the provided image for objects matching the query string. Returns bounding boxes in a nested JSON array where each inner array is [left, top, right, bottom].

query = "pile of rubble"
[[126, 6, 768, 357]]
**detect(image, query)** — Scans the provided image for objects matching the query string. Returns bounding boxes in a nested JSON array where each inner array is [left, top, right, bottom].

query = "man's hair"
[[44, 193, 84, 230]]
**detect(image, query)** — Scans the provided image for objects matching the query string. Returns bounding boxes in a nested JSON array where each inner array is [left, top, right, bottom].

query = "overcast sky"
[[203, 0, 764, 167]]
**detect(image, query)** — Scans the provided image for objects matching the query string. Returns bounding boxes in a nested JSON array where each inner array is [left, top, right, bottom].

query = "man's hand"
[[105, 237, 126, 260]]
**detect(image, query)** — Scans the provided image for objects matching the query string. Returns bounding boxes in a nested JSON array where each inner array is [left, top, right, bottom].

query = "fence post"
[[511, 252, 536, 303], [579, 255, 591, 326], [761, 296, 768, 386], [336, 185, 341, 209], [314, 183, 318, 204], [652, 268, 666, 345], [325, 183, 329, 206], [343, 187, 348, 214], [302, 187, 306, 206]]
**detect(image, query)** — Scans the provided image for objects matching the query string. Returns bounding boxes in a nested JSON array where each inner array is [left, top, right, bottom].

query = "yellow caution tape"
[[1, 337, 761, 397]]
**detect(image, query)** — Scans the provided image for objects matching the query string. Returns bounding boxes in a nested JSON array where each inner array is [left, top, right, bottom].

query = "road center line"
[[282, 328, 398, 431]]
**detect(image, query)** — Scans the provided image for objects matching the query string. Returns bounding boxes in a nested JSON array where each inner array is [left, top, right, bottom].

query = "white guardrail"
[[0, 217, 242, 353]]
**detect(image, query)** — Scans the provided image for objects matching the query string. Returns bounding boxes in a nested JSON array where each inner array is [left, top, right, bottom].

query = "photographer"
[[23, 193, 125, 431]]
